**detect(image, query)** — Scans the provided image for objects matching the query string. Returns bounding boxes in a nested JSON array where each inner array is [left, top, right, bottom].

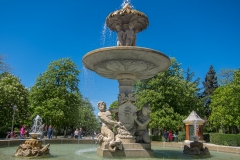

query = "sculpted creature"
[[14, 143, 50, 157], [97, 101, 122, 152], [116, 25, 125, 46], [134, 104, 151, 143], [123, 23, 135, 46]]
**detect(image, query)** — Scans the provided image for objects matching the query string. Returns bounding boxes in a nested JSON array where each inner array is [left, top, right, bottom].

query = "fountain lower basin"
[[1, 143, 240, 160]]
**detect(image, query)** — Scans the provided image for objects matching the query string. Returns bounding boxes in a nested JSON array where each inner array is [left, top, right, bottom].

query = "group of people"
[[20, 125, 27, 139], [18, 124, 54, 139], [6, 130, 18, 139], [73, 127, 83, 139], [164, 130, 177, 142], [40, 124, 54, 139], [6, 125, 29, 139]]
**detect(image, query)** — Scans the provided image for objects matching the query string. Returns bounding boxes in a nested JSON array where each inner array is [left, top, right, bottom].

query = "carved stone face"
[[98, 102, 106, 112], [129, 23, 134, 29], [116, 25, 121, 31], [142, 105, 151, 116]]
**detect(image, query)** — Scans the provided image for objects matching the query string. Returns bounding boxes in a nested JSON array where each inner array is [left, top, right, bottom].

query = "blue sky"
[[1, 0, 240, 115]]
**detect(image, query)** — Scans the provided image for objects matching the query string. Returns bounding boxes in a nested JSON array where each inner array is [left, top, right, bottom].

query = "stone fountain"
[[183, 119, 210, 156], [14, 115, 50, 157], [82, 2, 170, 158]]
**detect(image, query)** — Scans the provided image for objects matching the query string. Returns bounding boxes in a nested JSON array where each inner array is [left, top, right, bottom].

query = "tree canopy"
[[0, 73, 30, 130], [209, 68, 240, 133], [29, 58, 83, 130], [133, 58, 204, 133], [78, 98, 100, 134], [218, 69, 234, 86], [0, 54, 11, 74], [202, 65, 218, 118]]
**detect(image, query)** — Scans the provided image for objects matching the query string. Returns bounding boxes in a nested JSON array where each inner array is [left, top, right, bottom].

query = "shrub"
[[203, 134, 210, 143], [209, 133, 240, 146], [150, 135, 163, 141], [177, 131, 186, 142]]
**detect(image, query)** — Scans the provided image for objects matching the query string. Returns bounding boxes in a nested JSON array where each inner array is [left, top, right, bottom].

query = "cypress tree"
[[202, 65, 218, 118]]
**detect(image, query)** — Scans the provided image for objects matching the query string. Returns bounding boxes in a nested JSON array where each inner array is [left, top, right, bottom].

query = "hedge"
[[209, 133, 240, 146]]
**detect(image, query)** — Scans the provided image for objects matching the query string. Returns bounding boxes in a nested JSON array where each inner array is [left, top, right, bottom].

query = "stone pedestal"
[[183, 141, 210, 156], [14, 139, 50, 157], [190, 141, 204, 150], [97, 143, 154, 158]]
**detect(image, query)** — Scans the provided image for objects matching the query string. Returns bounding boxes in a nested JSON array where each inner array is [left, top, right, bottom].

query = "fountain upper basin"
[[82, 46, 170, 80]]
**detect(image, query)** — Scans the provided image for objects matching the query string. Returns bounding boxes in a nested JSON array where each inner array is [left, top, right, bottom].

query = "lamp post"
[[11, 105, 17, 137]]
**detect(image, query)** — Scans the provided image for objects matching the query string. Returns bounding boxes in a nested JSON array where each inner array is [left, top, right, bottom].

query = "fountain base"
[[14, 138, 50, 157], [97, 143, 154, 158], [183, 140, 210, 156]]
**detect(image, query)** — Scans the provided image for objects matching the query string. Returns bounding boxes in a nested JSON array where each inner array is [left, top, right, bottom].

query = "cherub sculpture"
[[116, 25, 125, 46], [134, 104, 151, 143], [97, 101, 122, 152], [123, 23, 135, 46]]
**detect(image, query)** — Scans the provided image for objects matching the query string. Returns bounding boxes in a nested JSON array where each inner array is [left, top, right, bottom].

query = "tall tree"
[[133, 58, 204, 133], [202, 65, 218, 118], [109, 100, 118, 109], [0, 73, 30, 131], [218, 69, 234, 86], [29, 58, 82, 133], [78, 98, 100, 135], [209, 68, 240, 133], [0, 54, 11, 73]]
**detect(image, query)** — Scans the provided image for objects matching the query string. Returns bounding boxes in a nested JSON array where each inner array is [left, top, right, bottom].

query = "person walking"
[[20, 125, 26, 139], [78, 128, 83, 139], [74, 128, 79, 139], [163, 130, 168, 142], [168, 131, 173, 142], [47, 125, 53, 139]]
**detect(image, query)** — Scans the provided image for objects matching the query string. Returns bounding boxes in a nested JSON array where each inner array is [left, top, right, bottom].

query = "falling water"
[[100, 22, 117, 47], [81, 66, 96, 96], [100, 0, 135, 47], [121, 0, 134, 9], [30, 115, 42, 133]]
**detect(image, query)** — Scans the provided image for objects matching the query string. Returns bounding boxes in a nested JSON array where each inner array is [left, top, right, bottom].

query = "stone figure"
[[97, 101, 122, 152], [132, 28, 139, 46], [14, 143, 50, 157], [116, 25, 125, 46], [123, 23, 135, 46], [134, 104, 151, 143]]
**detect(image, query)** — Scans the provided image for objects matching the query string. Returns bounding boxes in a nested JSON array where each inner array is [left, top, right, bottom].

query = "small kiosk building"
[[183, 111, 205, 142]]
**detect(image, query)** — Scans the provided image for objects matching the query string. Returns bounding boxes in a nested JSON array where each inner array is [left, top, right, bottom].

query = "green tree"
[[109, 100, 118, 120], [133, 58, 204, 133], [29, 58, 82, 134], [229, 68, 240, 133], [109, 100, 118, 109], [202, 65, 218, 118], [78, 98, 100, 135], [209, 68, 240, 134], [0, 73, 29, 131], [0, 54, 11, 73], [218, 69, 234, 86], [185, 67, 201, 91]]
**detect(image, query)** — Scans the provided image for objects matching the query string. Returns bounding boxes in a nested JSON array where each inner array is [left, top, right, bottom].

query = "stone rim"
[[82, 46, 170, 80]]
